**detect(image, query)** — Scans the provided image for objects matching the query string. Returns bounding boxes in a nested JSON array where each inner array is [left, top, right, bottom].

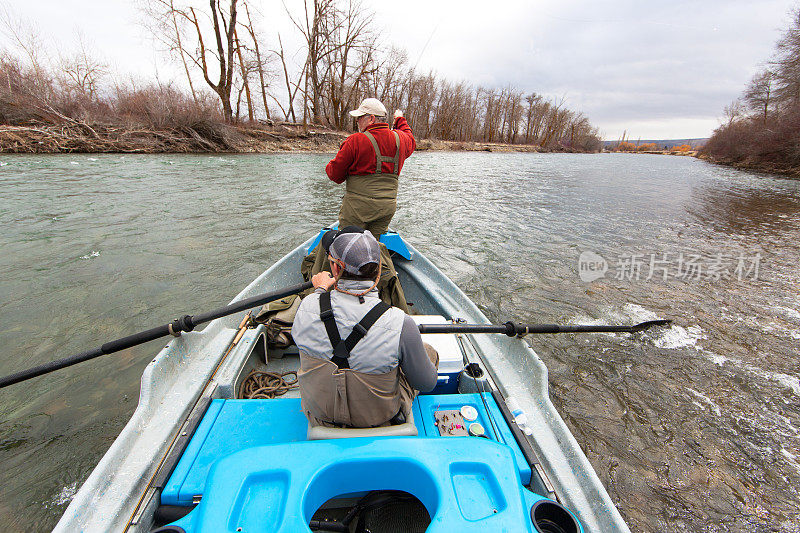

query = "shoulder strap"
[[319, 292, 345, 367], [363, 131, 383, 175], [364, 130, 402, 175], [318, 293, 392, 370]]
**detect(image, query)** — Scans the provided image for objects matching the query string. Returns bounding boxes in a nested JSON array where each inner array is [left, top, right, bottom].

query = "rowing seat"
[[307, 409, 417, 440]]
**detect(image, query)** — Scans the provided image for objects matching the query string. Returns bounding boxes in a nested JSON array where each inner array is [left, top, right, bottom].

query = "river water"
[[0, 152, 798, 532]]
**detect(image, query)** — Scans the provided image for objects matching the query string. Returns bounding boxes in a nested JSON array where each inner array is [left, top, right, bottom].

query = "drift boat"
[[54, 230, 630, 533]]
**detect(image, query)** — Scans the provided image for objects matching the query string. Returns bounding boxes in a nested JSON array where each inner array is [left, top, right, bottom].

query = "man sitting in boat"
[[325, 98, 415, 237], [292, 227, 438, 428]]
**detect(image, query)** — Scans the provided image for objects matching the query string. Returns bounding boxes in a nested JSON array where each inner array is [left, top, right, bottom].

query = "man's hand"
[[312, 271, 336, 291], [393, 109, 404, 119]]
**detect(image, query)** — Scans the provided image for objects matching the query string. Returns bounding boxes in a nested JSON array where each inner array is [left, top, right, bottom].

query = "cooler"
[[412, 315, 464, 394]]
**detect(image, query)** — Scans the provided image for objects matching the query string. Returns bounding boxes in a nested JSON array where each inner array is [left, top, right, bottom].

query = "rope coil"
[[239, 370, 299, 399]]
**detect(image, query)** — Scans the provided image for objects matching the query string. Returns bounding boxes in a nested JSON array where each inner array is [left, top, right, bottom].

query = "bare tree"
[[233, 25, 254, 121], [142, 0, 241, 121], [771, 7, 800, 106], [271, 33, 304, 121], [323, 0, 377, 130], [365, 46, 408, 112], [59, 32, 106, 101], [723, 99, 745, 126], [502, 88, 524, 144], [240, 1, 272, 120], [193, 0, 239, 121], [141, 0, 199, 102], [744, 69, 774, 123], [285, 0, 338, 125], [0, 5, 49, 90], [523, 93, 540, 144]]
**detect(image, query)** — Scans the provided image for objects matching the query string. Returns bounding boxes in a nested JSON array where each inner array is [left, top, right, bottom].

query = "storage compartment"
[[411, 315, 464, 394]]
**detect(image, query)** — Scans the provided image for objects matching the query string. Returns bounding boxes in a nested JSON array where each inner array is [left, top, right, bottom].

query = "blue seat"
[[161, 399, 308, 506], [164, 437, 548, 533], [307, 225, 413, 259]]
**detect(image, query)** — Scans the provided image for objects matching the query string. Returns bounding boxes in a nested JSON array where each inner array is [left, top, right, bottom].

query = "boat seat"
[[307, 410, 417, 439], [159, 437, 552, 533]]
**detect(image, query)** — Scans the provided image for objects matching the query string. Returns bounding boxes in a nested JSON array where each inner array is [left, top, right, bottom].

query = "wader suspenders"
[[363, 130, 401, 175], [319, 292, 391, 369]]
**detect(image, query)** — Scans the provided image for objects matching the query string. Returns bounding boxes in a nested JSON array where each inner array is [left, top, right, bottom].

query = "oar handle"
[[0, 281, 313, 390]]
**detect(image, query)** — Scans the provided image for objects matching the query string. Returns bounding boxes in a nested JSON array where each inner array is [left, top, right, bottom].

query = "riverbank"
[[0, 121, 571, 154], [696, 154, 800, 179], [600, 150, 800, 178], [605, 150, 699, 157]]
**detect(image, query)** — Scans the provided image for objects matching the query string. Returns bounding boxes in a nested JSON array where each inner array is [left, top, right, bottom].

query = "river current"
[[0, 152, 798, 532]]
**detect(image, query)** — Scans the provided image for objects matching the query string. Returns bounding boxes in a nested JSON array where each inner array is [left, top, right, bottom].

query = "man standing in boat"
[[292, 227, 438, 428], [325, 98, 415, 237]]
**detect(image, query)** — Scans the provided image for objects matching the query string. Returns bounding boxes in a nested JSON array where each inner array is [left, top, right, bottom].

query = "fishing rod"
[[418, 319, 671, 336], [0, 281, 313, 389]]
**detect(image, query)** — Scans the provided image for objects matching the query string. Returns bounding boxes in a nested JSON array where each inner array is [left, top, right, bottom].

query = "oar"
[[418, 319, 671, 336], [0, 281, 313, 389]]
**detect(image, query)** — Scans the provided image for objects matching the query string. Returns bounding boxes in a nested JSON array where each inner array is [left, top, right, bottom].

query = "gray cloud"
[[3, 0, 797, 139], [387, 0, 797, 138]]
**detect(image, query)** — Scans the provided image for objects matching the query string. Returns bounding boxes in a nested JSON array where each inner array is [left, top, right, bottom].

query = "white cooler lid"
[[410, 315, 464, 374]]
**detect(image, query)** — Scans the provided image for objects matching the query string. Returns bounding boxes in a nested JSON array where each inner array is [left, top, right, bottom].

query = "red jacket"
[[325, 117, 416, 184]]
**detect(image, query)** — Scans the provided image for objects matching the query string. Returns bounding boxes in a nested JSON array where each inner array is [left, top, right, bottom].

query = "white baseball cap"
[[349, 98, 387, 118]]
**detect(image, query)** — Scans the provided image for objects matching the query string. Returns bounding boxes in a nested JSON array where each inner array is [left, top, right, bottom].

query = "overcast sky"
[[2, 0, 797, 139]]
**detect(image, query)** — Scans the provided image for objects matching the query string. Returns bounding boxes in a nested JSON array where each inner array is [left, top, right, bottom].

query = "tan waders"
[[339, 130, 401, 237], [300, 344, 439, 428]]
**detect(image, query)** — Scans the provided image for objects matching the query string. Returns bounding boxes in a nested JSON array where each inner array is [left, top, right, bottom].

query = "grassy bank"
[[699, 102, 800, 180], [698, 8, 800, 180]]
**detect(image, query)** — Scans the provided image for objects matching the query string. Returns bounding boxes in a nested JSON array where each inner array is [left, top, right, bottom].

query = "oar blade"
[[628, 319, 672, 332]]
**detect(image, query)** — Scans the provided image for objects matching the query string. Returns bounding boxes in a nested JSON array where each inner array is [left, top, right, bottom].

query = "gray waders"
[[339, 130, 401, 237]]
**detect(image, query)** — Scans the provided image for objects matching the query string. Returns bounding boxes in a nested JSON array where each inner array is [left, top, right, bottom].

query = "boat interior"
[[148, 231, 583, 533]]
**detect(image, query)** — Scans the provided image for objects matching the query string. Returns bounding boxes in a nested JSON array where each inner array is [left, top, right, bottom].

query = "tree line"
[[149, 0, 601, 150], [1, 0, 601, 151], [702, 7, 800, 175]]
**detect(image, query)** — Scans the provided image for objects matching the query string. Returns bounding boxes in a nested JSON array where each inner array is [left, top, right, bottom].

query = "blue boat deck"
[[158, 393, 574, 533], [162, 393, 532, 507]]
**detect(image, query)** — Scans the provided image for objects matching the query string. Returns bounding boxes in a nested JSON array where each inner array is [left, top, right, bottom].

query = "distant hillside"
[[602, 138, 708, 150]]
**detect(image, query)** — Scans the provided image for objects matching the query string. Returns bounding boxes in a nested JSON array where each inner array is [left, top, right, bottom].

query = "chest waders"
[[298, 292, 412, 428], [339, 130, 401, 237]]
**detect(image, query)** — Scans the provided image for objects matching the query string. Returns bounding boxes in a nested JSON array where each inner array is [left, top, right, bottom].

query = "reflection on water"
[[0, 152, 799, 532], [688, 181, 800, 236]]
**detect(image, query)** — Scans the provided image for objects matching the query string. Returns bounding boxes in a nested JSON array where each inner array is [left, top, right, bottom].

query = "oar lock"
[[453, 318, 530, 338], [504, 321, 532, 338], [168, 315, 196, 337]]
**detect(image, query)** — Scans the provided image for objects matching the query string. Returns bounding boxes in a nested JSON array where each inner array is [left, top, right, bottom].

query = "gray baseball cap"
[[322, 226, 380, 275]]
